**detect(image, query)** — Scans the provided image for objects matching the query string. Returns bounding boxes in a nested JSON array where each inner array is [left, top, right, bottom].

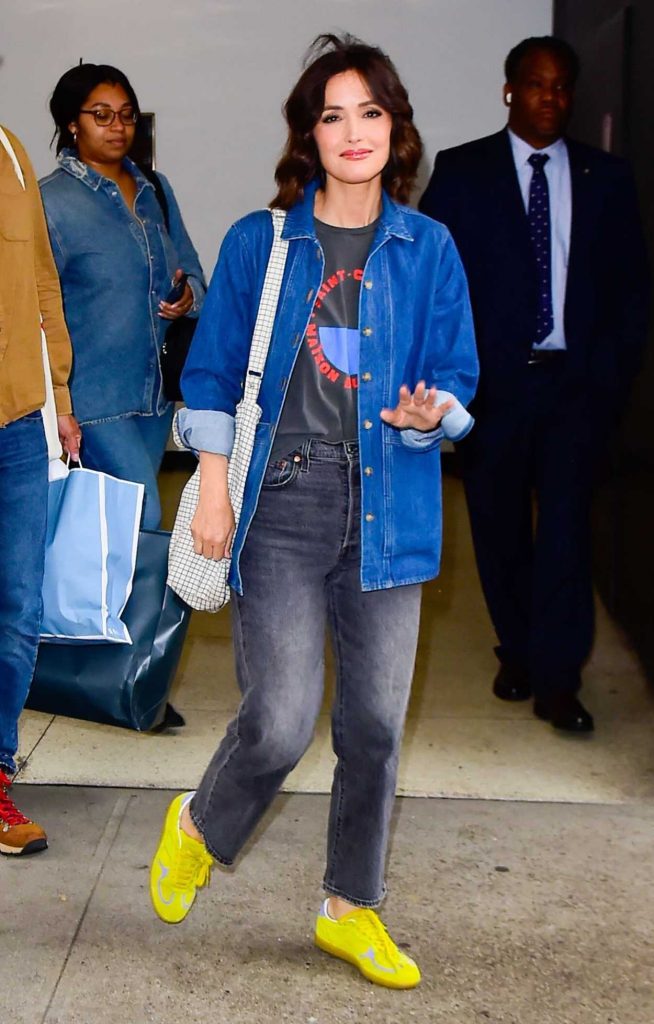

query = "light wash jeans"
[[80, 408, 174, 530], [191, 440, 421, 906], [0, 411, 48, 774]]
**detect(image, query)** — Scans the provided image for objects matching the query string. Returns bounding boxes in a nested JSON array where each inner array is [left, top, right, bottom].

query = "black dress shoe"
[[533, 693, 594, 733], [150, 702, 186, 733], [493, 663, 532, 702]]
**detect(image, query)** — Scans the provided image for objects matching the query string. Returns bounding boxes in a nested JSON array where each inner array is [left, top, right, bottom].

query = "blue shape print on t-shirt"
[[318, 327, 360, 376]]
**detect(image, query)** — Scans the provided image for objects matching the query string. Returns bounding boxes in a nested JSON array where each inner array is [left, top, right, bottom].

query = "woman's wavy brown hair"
[[271, 34, 423, 209]]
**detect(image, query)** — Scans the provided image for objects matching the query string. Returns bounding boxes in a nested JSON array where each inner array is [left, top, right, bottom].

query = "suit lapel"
[[490, 129, 533, 252], [566, 139, 595, 310]]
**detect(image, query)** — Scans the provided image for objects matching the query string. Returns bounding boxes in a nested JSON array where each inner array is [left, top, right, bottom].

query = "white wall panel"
[[2, 0, 551, 273]]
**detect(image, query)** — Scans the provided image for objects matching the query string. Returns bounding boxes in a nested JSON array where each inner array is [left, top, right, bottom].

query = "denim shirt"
[[39, 151, 206, 425], [179, 181, 479, 593]]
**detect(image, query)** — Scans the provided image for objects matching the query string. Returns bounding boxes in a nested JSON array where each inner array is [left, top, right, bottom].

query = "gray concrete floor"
[[3, 785, 653, 1024]]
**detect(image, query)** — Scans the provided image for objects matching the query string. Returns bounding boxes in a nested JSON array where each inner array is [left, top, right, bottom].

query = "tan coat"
[[0, 127, 72, 426]]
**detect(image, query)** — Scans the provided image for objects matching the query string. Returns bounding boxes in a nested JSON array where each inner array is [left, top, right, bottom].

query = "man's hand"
[[57, 414, 82, 459], [380, 381, 454, 432]]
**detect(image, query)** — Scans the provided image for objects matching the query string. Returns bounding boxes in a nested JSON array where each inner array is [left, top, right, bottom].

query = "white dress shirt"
[[508, 128, 571, 350]]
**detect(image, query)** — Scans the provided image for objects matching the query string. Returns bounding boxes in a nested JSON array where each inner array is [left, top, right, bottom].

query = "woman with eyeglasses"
[[149, 35, 478, 988], [40, 64, 206, 529]]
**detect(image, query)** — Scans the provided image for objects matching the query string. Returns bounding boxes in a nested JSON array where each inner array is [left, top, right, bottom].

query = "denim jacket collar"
[[282, 178, 415, 243], [57, 148, 151, 195]]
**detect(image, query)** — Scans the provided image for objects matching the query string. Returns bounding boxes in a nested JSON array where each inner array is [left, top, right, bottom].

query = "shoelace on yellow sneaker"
[[170, 842, 213, 891], [348, 910, 402, 966]]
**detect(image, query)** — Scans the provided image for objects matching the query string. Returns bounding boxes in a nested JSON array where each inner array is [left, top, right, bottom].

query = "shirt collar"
[[282, 178, 414, 243], [507, 128, 567, 168], [57, 149, 150, 192]]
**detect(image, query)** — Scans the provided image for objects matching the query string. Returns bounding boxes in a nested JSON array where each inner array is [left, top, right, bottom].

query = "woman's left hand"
[[380, 381, 454, 432], [158, 273, 194, 321]]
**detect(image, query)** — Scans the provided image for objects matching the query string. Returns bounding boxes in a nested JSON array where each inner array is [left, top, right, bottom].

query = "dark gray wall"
[[555, 1, 654, 674]]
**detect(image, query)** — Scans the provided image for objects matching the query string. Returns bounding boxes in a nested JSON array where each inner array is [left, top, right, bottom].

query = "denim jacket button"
[[362, 327, 373, 336], [365, 513, 375, 522], [363, 419, 373, 430], [364, 280, 373, 289], [364, 466, 373, 476], [361, 372, 372, 382]]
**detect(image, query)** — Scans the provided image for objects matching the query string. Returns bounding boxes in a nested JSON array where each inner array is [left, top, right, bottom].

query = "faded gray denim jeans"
[[190, 439, 421, 906]]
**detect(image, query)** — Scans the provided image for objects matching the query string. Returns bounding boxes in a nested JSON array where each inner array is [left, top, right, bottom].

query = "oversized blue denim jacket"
[[39, 151, 206, 425], [179, 181, 479, 593]]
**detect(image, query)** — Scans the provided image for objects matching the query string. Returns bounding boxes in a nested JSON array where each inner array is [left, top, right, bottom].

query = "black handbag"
[[142, 166, 196, 402], [28, 531, 192, 731], [161, 316, 196, 402]]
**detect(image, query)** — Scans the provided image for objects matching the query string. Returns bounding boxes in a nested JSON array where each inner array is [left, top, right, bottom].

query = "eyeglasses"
[[78, 107, 138, 127]]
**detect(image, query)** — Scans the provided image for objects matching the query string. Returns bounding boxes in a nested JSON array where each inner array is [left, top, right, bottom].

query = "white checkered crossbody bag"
[[167, 208, 288, 611]]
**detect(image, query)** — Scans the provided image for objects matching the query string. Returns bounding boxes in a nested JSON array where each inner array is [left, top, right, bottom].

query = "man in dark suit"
[[419, 36, 649, 732]]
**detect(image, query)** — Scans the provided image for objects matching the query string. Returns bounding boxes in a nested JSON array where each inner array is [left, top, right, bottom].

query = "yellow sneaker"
[[314, 900, 421, 989], [150, 792, 213, 924]]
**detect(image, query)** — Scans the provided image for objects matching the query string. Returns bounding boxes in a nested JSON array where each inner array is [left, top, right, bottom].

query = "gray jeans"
[[191, 439, 421, 906]]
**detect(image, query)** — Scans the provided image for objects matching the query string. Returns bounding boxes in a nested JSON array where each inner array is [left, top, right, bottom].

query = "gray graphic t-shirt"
[[271, 217, 378, 460]]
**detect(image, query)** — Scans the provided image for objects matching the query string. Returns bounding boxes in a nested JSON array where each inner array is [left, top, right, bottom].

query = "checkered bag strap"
[[168, 209, 288, 611]]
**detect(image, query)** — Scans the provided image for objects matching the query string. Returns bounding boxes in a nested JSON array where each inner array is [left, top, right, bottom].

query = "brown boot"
[[0, 770, 48, 855]]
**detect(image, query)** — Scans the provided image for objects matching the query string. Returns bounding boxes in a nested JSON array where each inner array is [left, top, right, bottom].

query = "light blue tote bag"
[[40, 463, 144, 643]]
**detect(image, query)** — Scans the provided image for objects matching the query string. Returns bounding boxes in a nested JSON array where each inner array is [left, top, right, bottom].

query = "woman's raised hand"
[[380, 381, 454, 432]]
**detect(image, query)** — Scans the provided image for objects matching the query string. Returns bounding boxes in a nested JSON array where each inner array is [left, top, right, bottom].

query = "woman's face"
[[69, 82, 136, 166], [313, 70, 392, 191]]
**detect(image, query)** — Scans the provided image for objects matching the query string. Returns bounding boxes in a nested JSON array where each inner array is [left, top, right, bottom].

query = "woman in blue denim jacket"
[[151, 36, 478, 987], [40, 64, 206, 528]]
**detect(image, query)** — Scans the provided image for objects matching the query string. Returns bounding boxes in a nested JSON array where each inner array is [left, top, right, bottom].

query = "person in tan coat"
[[0, 125, 80, 856]]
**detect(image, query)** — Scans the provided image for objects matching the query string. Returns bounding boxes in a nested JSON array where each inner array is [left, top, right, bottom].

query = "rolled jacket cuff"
[[399, 390, 474, 450], [435, 390, 474, 441], [400, 426, 444, 451], [175, 407, 235, 457], [187, 275, 204, 316]]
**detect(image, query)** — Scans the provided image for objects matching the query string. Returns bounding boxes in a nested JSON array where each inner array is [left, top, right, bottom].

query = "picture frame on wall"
[[131, 112, 156, 170]]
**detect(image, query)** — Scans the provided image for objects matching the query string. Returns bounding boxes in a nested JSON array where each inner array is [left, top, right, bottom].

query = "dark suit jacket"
[[419, 129, 649, 411]]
